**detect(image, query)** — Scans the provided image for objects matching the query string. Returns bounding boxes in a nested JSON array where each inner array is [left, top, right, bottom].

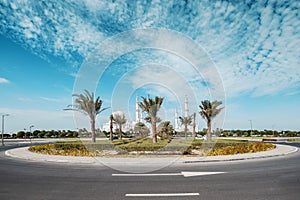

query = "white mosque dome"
[[112, 111, 125, 117]]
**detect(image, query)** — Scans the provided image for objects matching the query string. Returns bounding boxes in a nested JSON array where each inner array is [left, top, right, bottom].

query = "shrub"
[[28, 139, 275, 157], [207, 142, 275, 156]]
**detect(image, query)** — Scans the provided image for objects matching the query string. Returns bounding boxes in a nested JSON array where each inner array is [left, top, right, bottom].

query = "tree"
[[109, 114, 114, 141], [64, 90, 109, 143], [113, 112, 127, 140], [134, 122, 150, 138], [32, 130, 40, 138], [16, 131, 25, 138], [157, 121, 174, 138], [139, 95, 164, 143], [179, 115, 193, 139], [192, 112, 196, 139], [199, 100, 224, 141]]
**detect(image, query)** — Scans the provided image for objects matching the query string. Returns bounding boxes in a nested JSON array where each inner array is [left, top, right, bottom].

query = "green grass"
[[287, 138, 300, 142], [116, 138, 170, 152], [28, 138, 275, 156]]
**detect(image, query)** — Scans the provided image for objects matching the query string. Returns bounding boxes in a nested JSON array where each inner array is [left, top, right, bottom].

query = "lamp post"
[[1, 114, 9, 146], [249, 120, 253, 137], [29, 125, 34, 142]]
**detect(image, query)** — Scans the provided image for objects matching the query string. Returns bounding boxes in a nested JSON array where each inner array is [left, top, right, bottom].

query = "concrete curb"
[[183, 144, 299, 163], [4, 144, 299, 165], [5, 147, 97, 164]]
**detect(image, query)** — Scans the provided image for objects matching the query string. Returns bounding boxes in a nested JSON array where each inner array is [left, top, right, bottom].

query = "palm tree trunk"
[[109, 117, 113, 141], [192, 112, 196, 139], [91, 119, 96, 143], [207, 120, 212, 141], [119, 125, 122, 140], [184, 125, 188, 140], [151, 120, 157, 143]]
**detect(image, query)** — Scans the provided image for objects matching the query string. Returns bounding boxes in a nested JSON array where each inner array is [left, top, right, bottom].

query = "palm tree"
[[64, 90, 109, 143], [179, 115, 193, 139], [192, 112, 196, 139], [112, 112, 127, 140], [139, 96, 164, 143], [109, 114, 114, 141], [158, 121, 174, 138], [199, 100, 224, 141]]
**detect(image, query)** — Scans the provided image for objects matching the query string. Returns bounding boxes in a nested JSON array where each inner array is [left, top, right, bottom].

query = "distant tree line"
[[2, 128, 299, 140], [218, 129, 300, 137], [157, 129, 300, 138], [2, 130, 79, 139]]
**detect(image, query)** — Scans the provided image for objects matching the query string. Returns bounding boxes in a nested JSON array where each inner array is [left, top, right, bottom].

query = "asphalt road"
[[0, 143, 299, 200]]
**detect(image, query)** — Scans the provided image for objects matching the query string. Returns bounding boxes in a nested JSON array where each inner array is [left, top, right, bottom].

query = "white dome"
[[112, 111, 125, 117]]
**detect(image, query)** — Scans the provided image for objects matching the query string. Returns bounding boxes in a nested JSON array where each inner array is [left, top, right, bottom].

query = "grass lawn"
[[287, 138, 300, 142], [28, 138, 275, 157]]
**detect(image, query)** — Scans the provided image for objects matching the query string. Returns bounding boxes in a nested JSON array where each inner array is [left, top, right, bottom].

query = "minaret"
[[174, 109, 179, 130], [136, 93, 140, 123], [184, 95, 189, 117], [140, 108, 143, 123]]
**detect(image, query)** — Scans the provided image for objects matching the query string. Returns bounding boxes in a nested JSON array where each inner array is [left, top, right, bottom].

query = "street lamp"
[[1, 114, 9, 146], [249, 120, 253, 137], [29, 125, 34, 142]]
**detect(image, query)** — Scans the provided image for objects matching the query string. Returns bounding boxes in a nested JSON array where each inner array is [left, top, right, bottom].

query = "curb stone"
[[4, 144, 299, 165], [184, 144, 299, 163]]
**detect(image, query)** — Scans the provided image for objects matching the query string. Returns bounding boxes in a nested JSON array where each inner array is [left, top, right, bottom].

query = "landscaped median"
[[28, 138, 275, 157]]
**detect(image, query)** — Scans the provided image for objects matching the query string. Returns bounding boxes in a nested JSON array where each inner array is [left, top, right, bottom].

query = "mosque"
[[102, 94, 143, 133], [102, 94, 198, 133], [174, 96, 199, 133]]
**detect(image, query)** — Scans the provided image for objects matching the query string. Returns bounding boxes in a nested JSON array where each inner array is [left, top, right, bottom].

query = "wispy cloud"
[[0, 77, 10, 83], [40, 97, 69, 103], [0, 0, 299, 97], [18, 97, 34, 102]]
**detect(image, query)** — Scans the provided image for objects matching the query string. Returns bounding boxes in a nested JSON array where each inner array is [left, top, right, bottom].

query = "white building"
[[102, 94, 143, 133], [174, 96, 198, 133]]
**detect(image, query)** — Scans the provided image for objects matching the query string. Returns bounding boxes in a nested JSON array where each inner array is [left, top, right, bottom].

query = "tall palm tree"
[[109, 114, 114, 141], [192, 112, 196, 139], [64, 90, 109, 143], [112, 112, 127, 140], [179, 115, 193, 139], [158, 121, 174, 138], [199, 100, 224, 141], [139, 96, 164, 143]]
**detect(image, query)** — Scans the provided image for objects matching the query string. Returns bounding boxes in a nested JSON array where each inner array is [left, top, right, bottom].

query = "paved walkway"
[[5, 144, 298, 165]]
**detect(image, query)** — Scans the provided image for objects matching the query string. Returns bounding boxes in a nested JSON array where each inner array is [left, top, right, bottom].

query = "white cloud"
[[39, 97, 69, 103], [17, 97, 34, 102], [127, 64, 196, 103], [0, 77, 10, 83], [0, 0, 299, 97]]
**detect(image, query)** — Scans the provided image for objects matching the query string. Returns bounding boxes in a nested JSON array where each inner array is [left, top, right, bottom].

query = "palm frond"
[[199, 100, 224, 122], [64, 90, 109, 120], [139, 95, 164, 123], [179, 115, 193, 126]]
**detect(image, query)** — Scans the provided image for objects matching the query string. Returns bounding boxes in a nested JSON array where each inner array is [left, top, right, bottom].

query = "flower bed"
[[28, 139, 275, 156], [206, 142, 275, 156]]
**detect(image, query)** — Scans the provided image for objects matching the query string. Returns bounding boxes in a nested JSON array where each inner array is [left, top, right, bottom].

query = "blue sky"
[[0, 0, 300, 133]]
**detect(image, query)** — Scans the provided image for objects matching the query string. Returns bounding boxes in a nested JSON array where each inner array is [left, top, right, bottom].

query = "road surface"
[[0, 143, 299, 200]]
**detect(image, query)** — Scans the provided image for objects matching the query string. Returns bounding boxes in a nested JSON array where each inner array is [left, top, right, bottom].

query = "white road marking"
[[125, 193, 200, 197], [113, 173, 182, 177], [112, 171, 225, 177], [182, 171, 225, 177]]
